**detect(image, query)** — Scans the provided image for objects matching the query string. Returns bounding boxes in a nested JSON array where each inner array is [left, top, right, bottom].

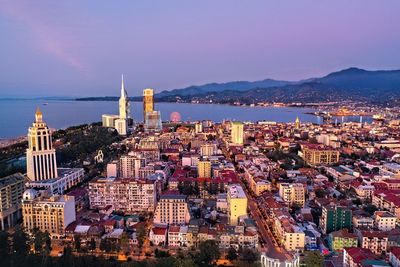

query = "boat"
[[43, 103, 48, 105]]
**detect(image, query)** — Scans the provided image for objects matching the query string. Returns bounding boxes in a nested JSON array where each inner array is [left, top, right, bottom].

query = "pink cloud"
[[0, 1, 86, 73]]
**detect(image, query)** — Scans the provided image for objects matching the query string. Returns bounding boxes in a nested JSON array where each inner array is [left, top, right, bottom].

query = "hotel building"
[[22, 189, 76, 238], [26, 108, 58, 181]]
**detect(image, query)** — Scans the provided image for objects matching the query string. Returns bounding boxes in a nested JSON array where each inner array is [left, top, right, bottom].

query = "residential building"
[[272, 210, 305, 252], [198, 160, 211, 178], [278, 183, 305, 207], [320, 205, 352, 234], [328, 229, 358, 251], [357, 230, 389, 255], [153, 191, 190, 225], [120, 154, 146, 178], [374, 211, 397, 231], [0, 173, 25, 230], [88, 177, 156, 213], [227, 184, 247, 226], [300, 144, 339, 166]]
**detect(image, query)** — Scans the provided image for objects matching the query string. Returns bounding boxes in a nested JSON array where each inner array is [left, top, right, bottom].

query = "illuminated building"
[[26, 108, 58, 181], [143, 88, 154, 123], [154, 192, 190, 224], [0, 173, 25, 230], [231, 121, 244, 145], [198, 159, 211, 178], [22, 189, 76, 238]]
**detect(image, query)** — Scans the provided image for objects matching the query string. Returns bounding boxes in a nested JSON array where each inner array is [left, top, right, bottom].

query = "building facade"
[[278, 183, 305, 207], [0, 173, 25, 230], [22, 190, 76, 238], [26, 108, 58, 181], [320, 205, 352, 234], [88, 177, 156, 213], [231, 121, 244, 145], [143, 88, 154, 124], [153, 192, 190, 225], [227, 184, 247, 226]]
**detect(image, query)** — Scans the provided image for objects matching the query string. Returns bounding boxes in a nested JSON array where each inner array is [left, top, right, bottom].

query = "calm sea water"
[[0, 99, 367, 139]]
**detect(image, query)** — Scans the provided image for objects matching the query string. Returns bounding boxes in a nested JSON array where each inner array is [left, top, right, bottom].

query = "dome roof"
[[23, 189, 38, 200]]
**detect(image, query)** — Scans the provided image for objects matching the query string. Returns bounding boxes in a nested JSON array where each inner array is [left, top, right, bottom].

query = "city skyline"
[[1, 0, 400, 97]]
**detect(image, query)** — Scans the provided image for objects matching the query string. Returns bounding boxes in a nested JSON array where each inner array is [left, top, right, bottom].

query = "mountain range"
[[77, 68, 400, 105]]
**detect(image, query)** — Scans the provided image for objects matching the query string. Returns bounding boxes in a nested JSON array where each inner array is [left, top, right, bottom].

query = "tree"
[[0, 231, 9, 262], [363, 204, 378, 216], [315, 188, 326, 198], [238, 248, 259, 263], [226, 247, 237, 261], [13, 226, 29, 257], [137, 225, 147, 249], [195, 240, 220, 265], [173, 257, 197, 267], [89, 238, 96, 251], [302, 251, 324, 267], [120, 232, 130, 253], [100, 238, 112, 253], [74, 235, 81, 251]]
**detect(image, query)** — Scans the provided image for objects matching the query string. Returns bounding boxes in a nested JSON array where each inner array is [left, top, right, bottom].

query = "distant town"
[[2, 76, 400, 267]]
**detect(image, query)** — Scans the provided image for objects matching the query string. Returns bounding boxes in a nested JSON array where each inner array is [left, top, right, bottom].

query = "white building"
[[26, 108, 58, 181], [26, 168, 84, 195], [88, 177, 156, 213], [120, 154, 146, 178]]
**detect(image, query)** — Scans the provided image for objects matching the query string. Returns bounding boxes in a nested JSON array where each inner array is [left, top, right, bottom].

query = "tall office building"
[[198, 160, 212, 178], [26, 108, 58, 181], [143, 88, 154, 123], [231, 121, 244, 145], [227, 184, 247, 225]]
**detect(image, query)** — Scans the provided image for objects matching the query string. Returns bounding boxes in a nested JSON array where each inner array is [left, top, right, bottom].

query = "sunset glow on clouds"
[[0, 0, 399, 97]]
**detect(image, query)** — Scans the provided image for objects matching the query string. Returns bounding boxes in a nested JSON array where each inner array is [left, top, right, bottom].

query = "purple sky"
[[0, 0, 399, 97]]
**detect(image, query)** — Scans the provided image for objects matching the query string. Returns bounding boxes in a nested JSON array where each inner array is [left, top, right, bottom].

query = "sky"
[[0, 0, 399, 97]]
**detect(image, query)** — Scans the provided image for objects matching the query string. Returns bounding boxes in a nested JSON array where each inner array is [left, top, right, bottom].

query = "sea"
[[0, 99, 370, 139]]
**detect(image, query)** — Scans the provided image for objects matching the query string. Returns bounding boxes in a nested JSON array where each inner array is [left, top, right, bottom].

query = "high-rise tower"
[[119, 74, 130, 120], [26, 108, 58, 181], [116, 75, 130, 135], [143, 88, 154, 123]]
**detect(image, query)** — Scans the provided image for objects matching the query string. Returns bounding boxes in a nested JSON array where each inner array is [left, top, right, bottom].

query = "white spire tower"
[[119, 74, 130, 120]]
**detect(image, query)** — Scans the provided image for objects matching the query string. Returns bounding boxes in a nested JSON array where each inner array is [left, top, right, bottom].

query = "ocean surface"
[[0, 99, 368, 139]]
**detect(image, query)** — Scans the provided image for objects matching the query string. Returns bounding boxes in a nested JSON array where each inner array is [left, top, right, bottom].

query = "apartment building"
[[0, 173, 25, 230], [278, 183, 305, 207], [227, 184, 248, 226], [88, 177, 156, 213], [153, 191, 190, 225]]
